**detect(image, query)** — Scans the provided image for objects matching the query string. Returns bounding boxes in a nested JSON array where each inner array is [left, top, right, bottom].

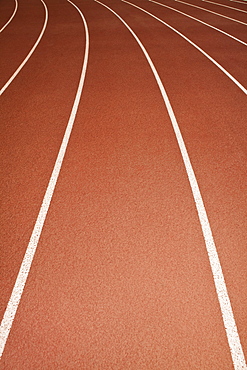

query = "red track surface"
[[0, 0, 247, 368]]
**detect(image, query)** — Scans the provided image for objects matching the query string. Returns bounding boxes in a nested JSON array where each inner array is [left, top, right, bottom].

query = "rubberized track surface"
[[0, 0, 247, 368]]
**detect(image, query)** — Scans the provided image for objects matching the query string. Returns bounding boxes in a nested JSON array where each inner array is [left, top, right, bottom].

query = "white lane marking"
[[0, 0, 89, 359], [229, 0, 247, 4], [173, 0, 247, 25], [124, 1, 247, 95], [148, 0, 247, 46], [201, 0, 247, 13], [95, 1, 247, 369], [0, 0, 18, 33], [0, 0, 48, 95]]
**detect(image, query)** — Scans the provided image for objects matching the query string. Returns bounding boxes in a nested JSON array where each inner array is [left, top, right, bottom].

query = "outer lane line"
[[0, 0, 89, 359], [0, 0, 48, 96], [148, 0, 247, 46], [0, 0, 18, 33], [173, 0, 247, 25], [201, 0, 247, 13], [123, 1, 247, 94], [95, 1, 247, 369]]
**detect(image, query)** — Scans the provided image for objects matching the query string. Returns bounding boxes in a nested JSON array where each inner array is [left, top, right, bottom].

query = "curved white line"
[[202, 0, 247, 13], [0, 0, 48, 96], [149, 0, 247, 46], [0, 0, 89, 358], [124, 0, 247, 95], [174, 0, 247, 25], [0, 0, 18, 33], [95, 1, 247, 369]]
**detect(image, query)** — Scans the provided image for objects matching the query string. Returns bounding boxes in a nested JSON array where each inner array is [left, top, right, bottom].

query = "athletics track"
[[0, 0, 247, 368]]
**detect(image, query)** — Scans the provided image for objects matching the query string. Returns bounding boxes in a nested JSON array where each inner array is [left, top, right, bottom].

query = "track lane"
[[0, 0, 46, 90], [201, 0, 247, 13], [0, 0, 89, 357], [104, 0, 247, 365], [125, 0, 247, 90], [0, 0, 18, 33], [176, 0, 247, 23], [148, 0, 247, 46], [160, 0, 247, 42], [0, 0, 48, 95], [0, 0, 87, 348], [1, 0, 246, 368], [1, 0, 247, 368], [227, 0, 247, 7], [230, 0, 247, 4], [0, 0, 16, 29], [96, 2, 246, 366]]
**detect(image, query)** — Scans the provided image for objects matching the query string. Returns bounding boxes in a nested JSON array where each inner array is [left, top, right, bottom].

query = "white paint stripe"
[[0, 0, 89, 359], [0, 0, 48, 96], [229, 0, 247, 4], [95, 1, 247, 369], [123, 1, 247, 95], [202, 0, 247, 13], [0, 0, 18, 33], [148, 0, 247, 46], [174, 0, 247, 25]]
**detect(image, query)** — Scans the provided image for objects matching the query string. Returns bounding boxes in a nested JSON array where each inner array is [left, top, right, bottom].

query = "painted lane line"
[[124, 1, 247, 95], [0, 0, 89, 359], [0, 0, 48, 95], [148, 0, 247, 46], [229, 0, 247, 4], [95, 1, 247, 369], [0, 0, 18, 33], [173, 0, 247, 25], [201, 0, 247, 13]]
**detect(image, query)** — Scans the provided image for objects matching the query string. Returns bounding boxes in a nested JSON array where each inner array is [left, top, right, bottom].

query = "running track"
[[0, 0, 247, 368]]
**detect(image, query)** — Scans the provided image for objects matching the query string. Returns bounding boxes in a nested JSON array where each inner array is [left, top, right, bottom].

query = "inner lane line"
[[0, 0, 89, 358]]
